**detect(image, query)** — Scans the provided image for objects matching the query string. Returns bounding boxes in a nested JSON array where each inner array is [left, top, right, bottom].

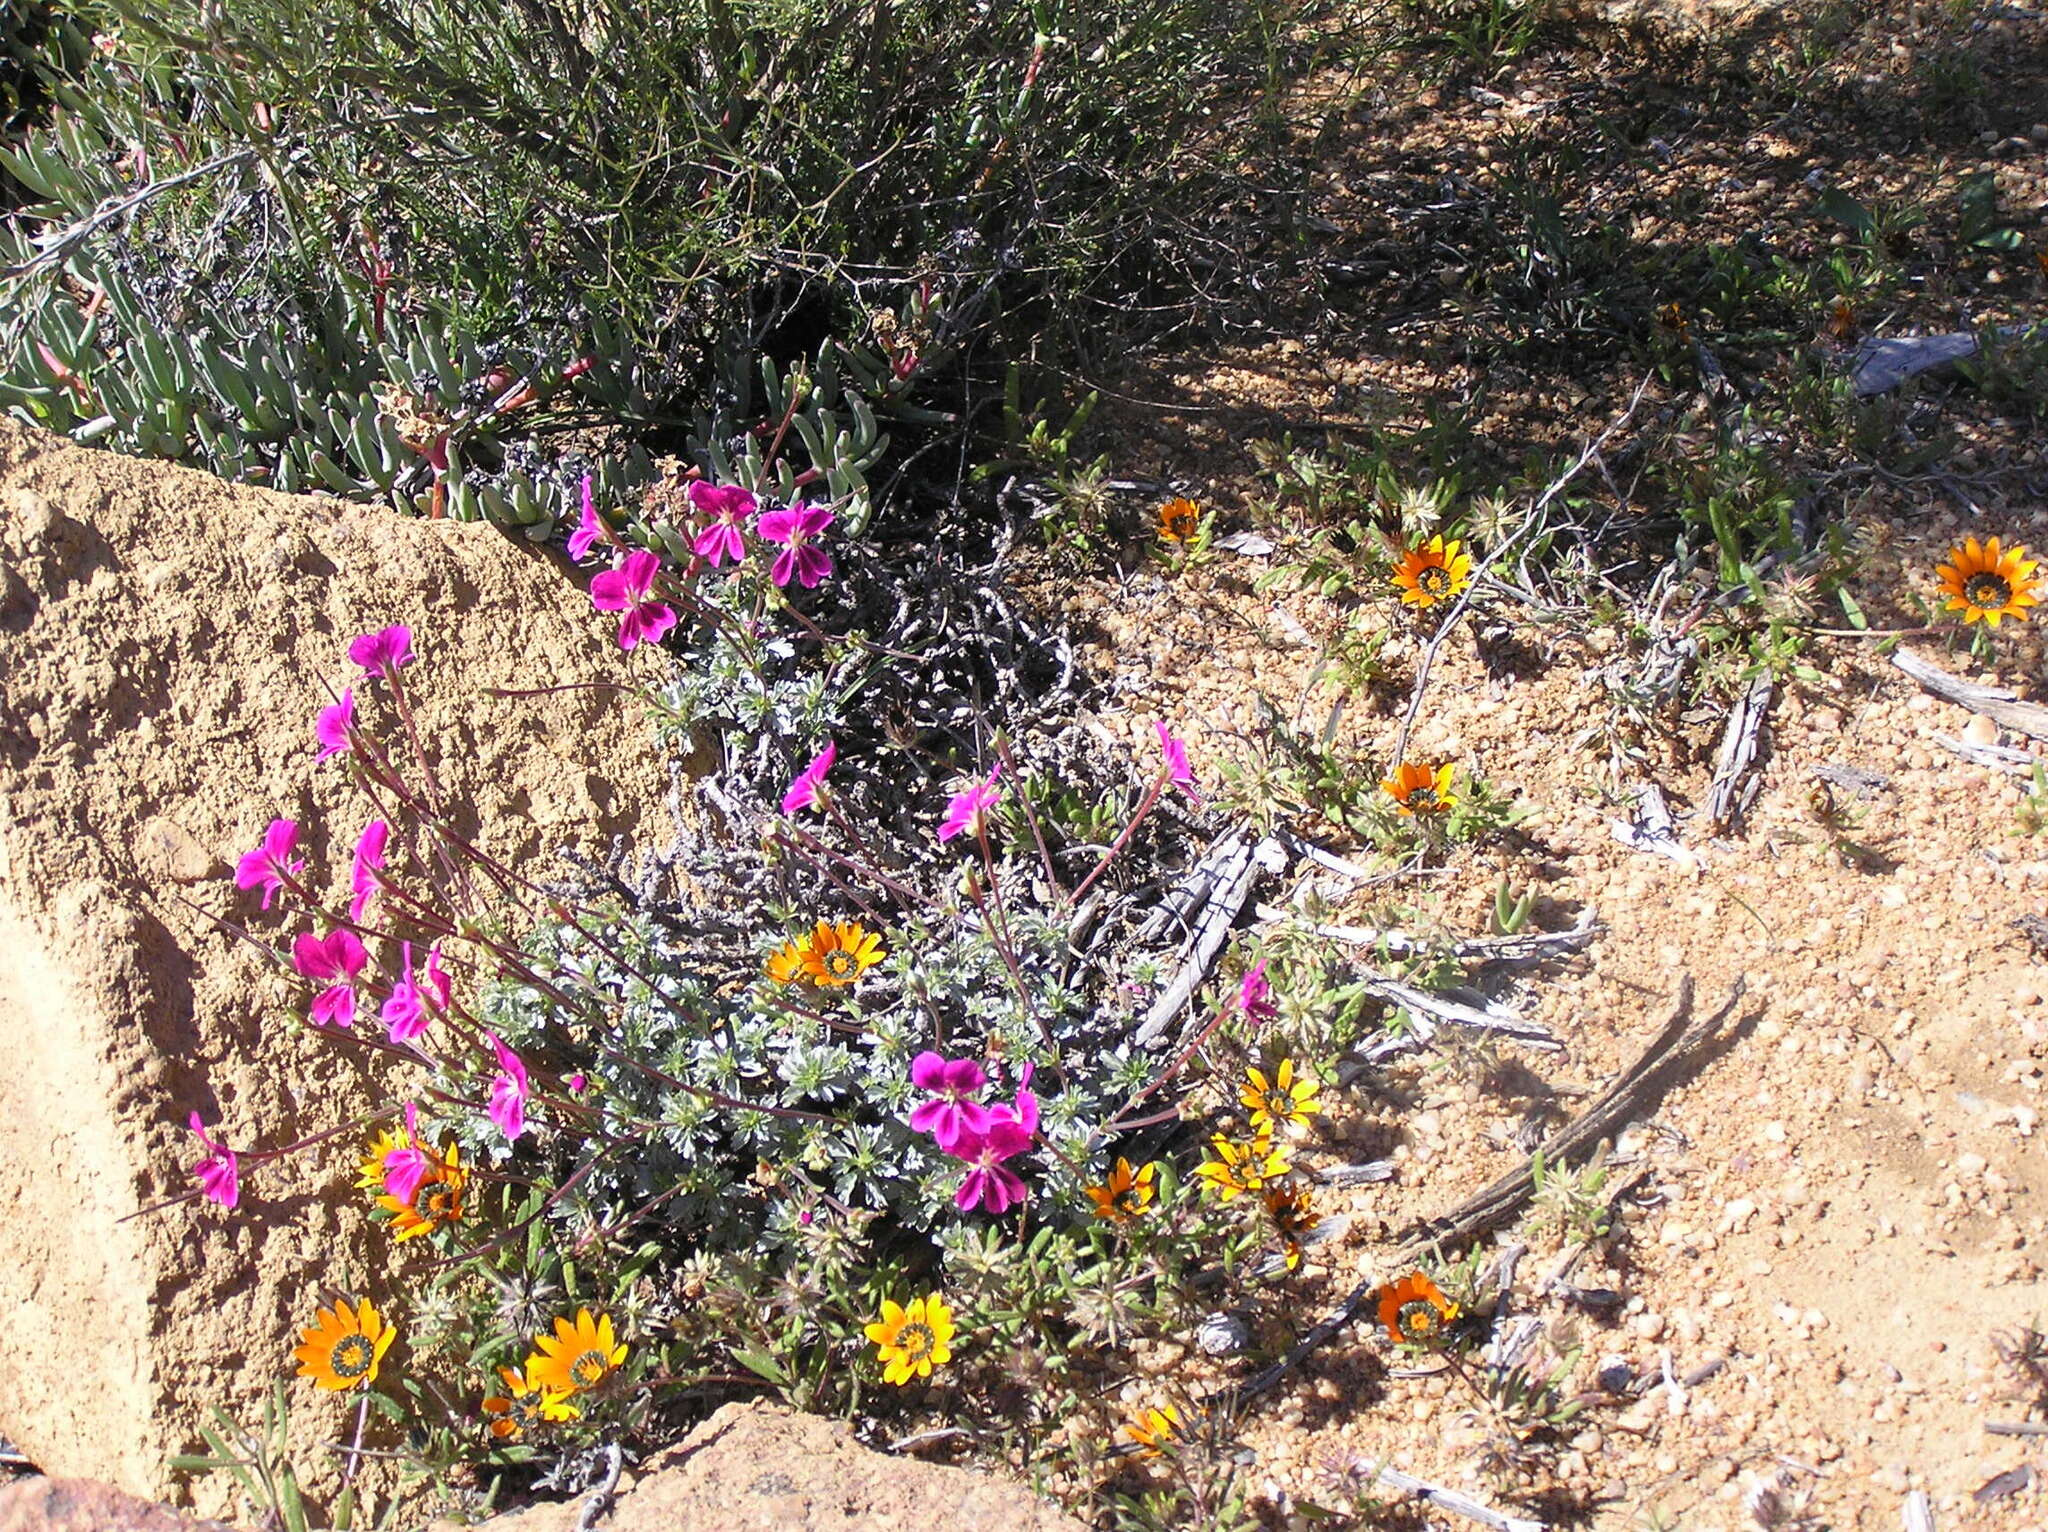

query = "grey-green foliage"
[[460, 889, 1134, 1269]]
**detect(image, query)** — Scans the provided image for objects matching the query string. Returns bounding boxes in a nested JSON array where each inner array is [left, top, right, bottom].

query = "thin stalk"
[[1070, 775, 1164, 903]]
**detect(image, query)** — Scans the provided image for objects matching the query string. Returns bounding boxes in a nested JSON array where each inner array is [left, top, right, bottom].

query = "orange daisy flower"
[[1391, 535, 1472, 609], [1375, 1271, 1459, 1345], [1157, 497, 1201, 542], [1937, 536, 2040, 627], [1083, 1157, 1158, 1222], [1381, 761, 1455, 815]]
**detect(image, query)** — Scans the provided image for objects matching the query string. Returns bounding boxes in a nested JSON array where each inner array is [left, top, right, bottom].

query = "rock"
[[0, 1477, 235, 1532], [0, 420, 676, 1509], [448, 1402, 1089, 1532]]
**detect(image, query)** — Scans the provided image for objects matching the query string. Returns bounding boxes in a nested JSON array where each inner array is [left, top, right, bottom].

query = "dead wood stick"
[[1134, 830, 1246, 946], [1984, 1421, 2048, 1437], [1894, 650, 2048, 743], [1132, 836, 1278, 1047], [1350, 974, 1562, 1057], [1256, 906, 1600, 964], [1933, 734, 2040, 775], [1705, 676, 1772, 831], [1203, 976, 1744, 1415], [1901, 1489, 1935, 1532], [1376, 1465, 1547, 1532]]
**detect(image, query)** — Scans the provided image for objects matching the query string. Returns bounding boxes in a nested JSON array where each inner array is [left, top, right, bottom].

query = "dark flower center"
[[1397, 1299, 1442, 1339], [1965, 571, 2014, 608], [896, 1321, 934, 1362], [570, 1349, 610, 1387], [1258, 1088, 1293, 1119], [1418, 565, 1453, 596], [822, 948, 860, 978], [330, 1334, 374, 1379]]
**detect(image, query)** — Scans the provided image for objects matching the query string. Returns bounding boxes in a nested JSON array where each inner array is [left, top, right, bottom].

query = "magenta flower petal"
[[383, 941, 430, 1045], [754, 502, 835, 589], [350, 819, 389, 924], [1238, 960, 1276, 1026], [687, 482, 756, 568], [590, 549, 658, 610], [616, 600, 677, 650], [234, 818, 304, 910], [936, 769, 1002, 844], [568, 474, 605, 562], [590, 551, 674, 650], [1154, 720, 1201, 802], [315, 687, 355, 761], [382, 1143, 428, 1203], [348, 625, 414, 679], [424, 945, 452, 1011], [487, 1032, 530, 1141], [188, 1111, 239, 1210], [780, 741, 837, 814]]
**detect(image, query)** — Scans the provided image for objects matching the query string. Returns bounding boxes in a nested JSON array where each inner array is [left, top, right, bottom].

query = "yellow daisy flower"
[[1239, 1060, 1321, 1134], [1117, 1404, 1186, 1457], [864, 1293, 956, 1386], [293, 1296, 397, 1393], [374, 1144, 468, 1242], [1391, 535, 1473, 609], [1937, 535, 2041, 627], [1083, 1158, 1158, 1223], [481, 1366, 581, 1441], [798, 920, 885, 986], [1381, 760, 1455, 815], [1193, 1133, 1291, 1202], [525, 1308, 627, 1395]]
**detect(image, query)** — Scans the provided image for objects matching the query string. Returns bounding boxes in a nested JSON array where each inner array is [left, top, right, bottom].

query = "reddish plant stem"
[[1069, 774, 1165, 904]]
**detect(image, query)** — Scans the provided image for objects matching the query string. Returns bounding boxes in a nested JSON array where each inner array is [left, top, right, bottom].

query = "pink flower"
[[907, 1052, 991, 1152], [382, 941, 431, 1045], [348, 625, 414, 679], [1155, 721, 1201, 803], [234, 819, 304, 910], [1238, 960, 1276, 1026], [291, 927, 368, 1029], [949, 1112, 1035, 1214], [382, 1102, 429, 1203], [568, 473, 605, 562], [566, 1072, 588, 1094], [754, 502, 835, 589], [424, 944, 452, 1011], [350, 820, 389, 924], [315, 687, 355, 761], [590, 550, 677, 651], [781, 741, 836, 814], [687, 481, 757, 567], [188, 1112, 239, 1210], [945, 1065, 1038, 1213], [937, 768, 1002, 844], [487, 1032, 530, 1142]]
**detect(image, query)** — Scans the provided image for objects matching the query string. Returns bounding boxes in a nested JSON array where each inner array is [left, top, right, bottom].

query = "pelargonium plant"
[[169, 513, 1327, 1515]]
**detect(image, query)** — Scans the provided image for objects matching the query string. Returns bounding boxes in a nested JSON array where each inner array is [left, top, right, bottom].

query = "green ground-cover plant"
[[0, 0, 1326, 535]]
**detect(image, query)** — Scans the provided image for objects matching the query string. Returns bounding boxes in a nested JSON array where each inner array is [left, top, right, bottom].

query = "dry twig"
[[1203, 976, 1746, 1415], [1894, 650, 2048, 743]]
